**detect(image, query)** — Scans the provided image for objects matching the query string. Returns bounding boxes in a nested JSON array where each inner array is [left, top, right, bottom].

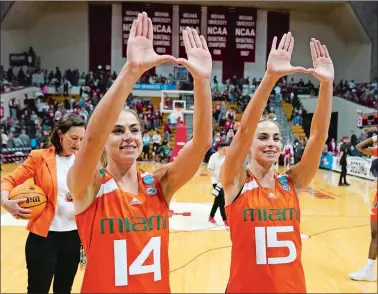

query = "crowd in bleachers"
[[1, 47, 377, 165], [333, 79, 378, 109], [1, 80, 177, 164]]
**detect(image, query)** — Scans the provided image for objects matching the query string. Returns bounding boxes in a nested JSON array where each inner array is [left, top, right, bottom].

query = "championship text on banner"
[[206, 6, 229, 61], [232, 7, 257, 62], [178, 5, 201, 58], [122, 3, 172, 58]]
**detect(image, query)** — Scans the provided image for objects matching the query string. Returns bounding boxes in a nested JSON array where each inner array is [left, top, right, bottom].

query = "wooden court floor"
[[1, 162, 377, 293]]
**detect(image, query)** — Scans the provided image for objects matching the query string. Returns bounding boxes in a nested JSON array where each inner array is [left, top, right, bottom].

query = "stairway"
[[272, 99, 295, 144], [185, 113, 193, 141], [281, 100, 306, 139]]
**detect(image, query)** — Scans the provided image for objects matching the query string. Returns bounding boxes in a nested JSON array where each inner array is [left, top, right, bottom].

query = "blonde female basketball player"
[[1, 114, 86, 294], [67, 12, 212, 293], [220, 34, 334, 293], [349, 135, 377, 282]]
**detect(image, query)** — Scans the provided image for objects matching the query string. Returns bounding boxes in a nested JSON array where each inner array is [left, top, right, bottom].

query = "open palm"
[[126, 12, 176, 74], [176, 28, 212, 80], [308, 38, 334, 82], [267, 32, 307, 78]]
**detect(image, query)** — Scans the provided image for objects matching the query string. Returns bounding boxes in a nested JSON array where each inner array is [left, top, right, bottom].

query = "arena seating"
[[1, 147, 32, 164]]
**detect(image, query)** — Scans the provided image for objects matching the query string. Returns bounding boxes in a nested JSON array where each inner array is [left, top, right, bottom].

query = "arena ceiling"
[[1, 1, 370, 44]]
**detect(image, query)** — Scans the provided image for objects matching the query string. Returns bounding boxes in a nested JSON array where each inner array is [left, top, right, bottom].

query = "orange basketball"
[[9, 184, 47, 219]]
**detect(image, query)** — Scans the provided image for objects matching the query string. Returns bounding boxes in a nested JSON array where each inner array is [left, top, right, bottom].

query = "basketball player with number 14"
[[67, 12, 213, 293], [221, 34, 334, 292]]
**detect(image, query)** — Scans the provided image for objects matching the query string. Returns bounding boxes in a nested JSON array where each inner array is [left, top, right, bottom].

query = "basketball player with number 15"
[[67, 12, 213, 293], [221, 34, 334, 292]]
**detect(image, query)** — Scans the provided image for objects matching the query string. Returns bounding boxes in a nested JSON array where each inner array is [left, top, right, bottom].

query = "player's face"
[[251, 121, 282, 166], [106, 111, 142, 164], [60, 126, 85, 155]]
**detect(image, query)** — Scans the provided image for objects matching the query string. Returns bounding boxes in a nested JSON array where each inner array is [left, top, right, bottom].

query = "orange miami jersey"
[[75, 169, 170, 293], [225, 170, 306, 293]]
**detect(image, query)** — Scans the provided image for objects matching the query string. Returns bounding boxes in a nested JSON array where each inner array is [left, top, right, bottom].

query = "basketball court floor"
[[1, 162, 377, 293]]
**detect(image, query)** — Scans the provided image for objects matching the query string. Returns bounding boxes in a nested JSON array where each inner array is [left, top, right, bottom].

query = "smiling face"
[[104, 110, 143, 165], [250, 120, 282, 167]]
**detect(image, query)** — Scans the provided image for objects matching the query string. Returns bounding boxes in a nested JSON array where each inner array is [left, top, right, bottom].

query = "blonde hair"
[[100, 108, 141, 169]]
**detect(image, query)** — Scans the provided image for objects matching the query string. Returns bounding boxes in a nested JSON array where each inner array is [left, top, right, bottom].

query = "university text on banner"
[[179, 5, 201, 58], [233, 7, 257, 62], [122, 3, 172, 57], [206, 6, 229, 61]]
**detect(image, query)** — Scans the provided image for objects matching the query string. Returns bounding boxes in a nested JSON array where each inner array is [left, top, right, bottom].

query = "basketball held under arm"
[[1, 151, 38, 193], [288, 39, 334, 190]]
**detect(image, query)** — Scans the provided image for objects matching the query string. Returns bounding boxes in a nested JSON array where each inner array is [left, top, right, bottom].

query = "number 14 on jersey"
[[114, 237, 162, 286]]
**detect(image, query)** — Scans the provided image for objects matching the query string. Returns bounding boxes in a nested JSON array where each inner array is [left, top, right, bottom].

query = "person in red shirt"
[[221, 34, 334, 293], [349, 135, 377, 282], [67, 13, 213, 293]]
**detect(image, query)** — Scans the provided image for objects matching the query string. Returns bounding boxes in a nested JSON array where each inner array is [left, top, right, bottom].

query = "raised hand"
[[126, 12, 177, 75], [307, 38, 334, 82], [267, 32, 307, 78], [176, 27, 212, 81]]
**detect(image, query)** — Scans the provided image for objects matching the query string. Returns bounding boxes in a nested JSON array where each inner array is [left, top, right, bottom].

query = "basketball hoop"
[[173, 103, 184, 124]]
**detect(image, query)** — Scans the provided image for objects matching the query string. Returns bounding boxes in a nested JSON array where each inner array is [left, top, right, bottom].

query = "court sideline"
[[1, 162, 377, 293]]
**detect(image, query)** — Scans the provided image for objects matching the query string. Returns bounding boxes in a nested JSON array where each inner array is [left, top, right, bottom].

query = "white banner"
[[332, 156, 375, 180]]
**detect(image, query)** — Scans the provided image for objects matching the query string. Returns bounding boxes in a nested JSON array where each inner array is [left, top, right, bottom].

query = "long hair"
[[100, 108, 141, 169], [48, 113, 86, 154]]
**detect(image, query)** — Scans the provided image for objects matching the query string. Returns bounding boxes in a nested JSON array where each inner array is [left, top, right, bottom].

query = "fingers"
[[288, 36, 294, 55], [142, 12, 148, 37], [182, 27, 207, 50], [147, 17, 153, 40], [130, 20, 137, 39], [200, 35, 209, 51], [157, 55, 178, 65], [16, 198, 27, 203], [192, 29, 202, 48], [136, 13, 143, 37], [310, 40, 317, 64], [278, 34, 287, 50], [176, 58, 193, 72], [312, 38, 320, 58], [292, 66, 308, 73], [284, 32, 292, 51], [18, 207, 32, 214], [186, 27, 196, 48], [322, 45, 330, 58], [182, 30, 191, 52], [271, 36, 277, 51], [317, 40, 325, 57]]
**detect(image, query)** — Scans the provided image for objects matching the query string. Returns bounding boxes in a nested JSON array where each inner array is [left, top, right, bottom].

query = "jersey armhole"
[[231, 169, 249, 203]]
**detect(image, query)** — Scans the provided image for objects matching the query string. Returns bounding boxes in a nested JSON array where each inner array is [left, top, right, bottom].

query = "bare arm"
[[221, 32, 307, 202], [67, 13, 176, 200], [288, 39, 334, 190], [356, 135, 377, 156], [155, 28, 213, 202]]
